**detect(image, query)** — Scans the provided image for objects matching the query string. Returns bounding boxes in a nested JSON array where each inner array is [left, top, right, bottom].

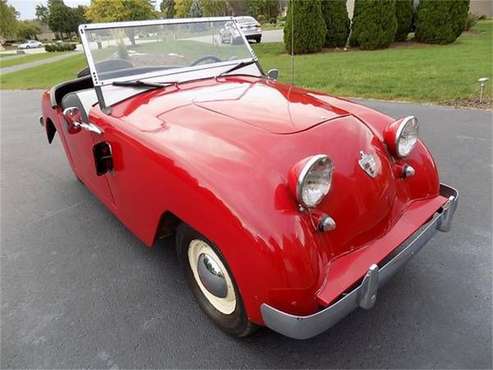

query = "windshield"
[[80, 18, 256, 86]]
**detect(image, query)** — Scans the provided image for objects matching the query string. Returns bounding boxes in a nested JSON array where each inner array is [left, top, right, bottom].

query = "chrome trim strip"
[[261, 184, 458, 340]]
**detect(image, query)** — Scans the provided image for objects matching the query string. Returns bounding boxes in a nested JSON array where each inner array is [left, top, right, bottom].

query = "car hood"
[[111, 77, 350, 135], [192, 79, 350, 134]]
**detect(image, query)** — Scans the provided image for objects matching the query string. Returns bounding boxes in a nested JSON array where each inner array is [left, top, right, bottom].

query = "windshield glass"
[[80, 18, 255, 86]]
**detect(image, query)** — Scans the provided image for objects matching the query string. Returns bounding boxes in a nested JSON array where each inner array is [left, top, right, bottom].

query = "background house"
[[345, 0, 492, 19], [470, 0, 493, 17]]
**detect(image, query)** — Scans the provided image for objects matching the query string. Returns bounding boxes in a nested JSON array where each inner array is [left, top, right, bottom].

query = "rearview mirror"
[[267, 69, 279, 80], [63, 106, 82, 134]]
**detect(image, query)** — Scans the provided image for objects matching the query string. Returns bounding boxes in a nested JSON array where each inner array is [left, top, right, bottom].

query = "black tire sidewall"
[[176, 224, 253, 337]]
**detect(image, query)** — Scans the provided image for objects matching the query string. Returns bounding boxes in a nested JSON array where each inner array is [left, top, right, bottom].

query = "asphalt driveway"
[[1, 90, 491, 369]]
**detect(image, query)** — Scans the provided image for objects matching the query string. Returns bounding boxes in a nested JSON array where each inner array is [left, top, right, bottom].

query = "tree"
[[284, 0, 326, 54], [124, 0, 158, 20], [86, 0, 157, 22], [47, 0, 71, 39], [394, 0, 413, 41], [201, 0, 229, 16], [247, 0, 279, 22], [321, 0, 350, 48], [35, 4, 49, 24], [188, 0, 202, 17], [40, 1, 87, 39], [349, 0, 397, 50], [174, 0, 192, 17], [86, 0, 156, 46], [16, 20, 41, 40], [415, 0, 469, 44], [229, 0, 248, 16], [66, 5, 88, 35], [86, 0, 127, 22], [0, 0, 18, 41], [160, 0, 175, 18]]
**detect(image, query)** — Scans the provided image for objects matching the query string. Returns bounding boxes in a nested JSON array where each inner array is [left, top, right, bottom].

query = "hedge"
[[321, 0, 350, 48], [349, 0, 398, 50], [415, 0, 470, 44], [394, 0, 413, 41], [284, 0, 326, 54], [45, 43, 76, 52]]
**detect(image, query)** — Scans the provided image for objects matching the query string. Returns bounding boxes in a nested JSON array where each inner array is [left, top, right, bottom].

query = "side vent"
[[93, 141, 113, 176]]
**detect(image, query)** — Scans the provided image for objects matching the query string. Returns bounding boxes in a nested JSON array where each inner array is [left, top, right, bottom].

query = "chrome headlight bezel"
[[395, 116, 419, 158], [296, 154, 334, 209]]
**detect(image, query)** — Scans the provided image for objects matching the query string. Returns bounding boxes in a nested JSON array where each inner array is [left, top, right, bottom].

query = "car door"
[[58, 103, 115, 208]]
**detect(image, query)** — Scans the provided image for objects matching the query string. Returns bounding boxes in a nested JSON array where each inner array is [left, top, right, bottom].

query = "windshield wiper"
[[112, 80, 176, 88], [216, 59, 257, 78]]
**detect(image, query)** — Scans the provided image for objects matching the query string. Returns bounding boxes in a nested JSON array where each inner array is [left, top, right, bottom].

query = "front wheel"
[[176, 223, 256, 337]]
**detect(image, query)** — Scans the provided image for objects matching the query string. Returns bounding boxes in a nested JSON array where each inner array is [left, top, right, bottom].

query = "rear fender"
[[41, 90, 59, 144]]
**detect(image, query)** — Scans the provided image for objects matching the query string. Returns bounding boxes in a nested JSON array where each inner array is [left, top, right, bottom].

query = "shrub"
[[321, 0, 350, 48], [464, 12, 479, 31], [394, 0, 413, 41], [415, 0, 470, 44], [45, 42, 76, 52], [349, 0, 398, 50], [284, 0, 326, 54]]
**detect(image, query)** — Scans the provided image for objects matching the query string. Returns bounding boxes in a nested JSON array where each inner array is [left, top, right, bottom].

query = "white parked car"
[[220, 16, 262, 44], [17, 40, 43, 49], [235, 16, 262, 43]]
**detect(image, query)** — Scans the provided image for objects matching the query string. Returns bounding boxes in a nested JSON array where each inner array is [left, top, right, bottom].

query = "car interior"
[[52, 59, 195, 121], [52, 59, 136, 122]]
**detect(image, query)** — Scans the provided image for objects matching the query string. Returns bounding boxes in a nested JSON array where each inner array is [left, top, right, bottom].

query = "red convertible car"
[[40, 18, 458, 339]]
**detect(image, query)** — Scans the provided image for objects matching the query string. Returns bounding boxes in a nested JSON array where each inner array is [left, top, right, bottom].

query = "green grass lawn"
[[254, 20, 492, 105], [0, 51, 71, 69], [0, 53, 86, 88], [1, 20, 491, 106]]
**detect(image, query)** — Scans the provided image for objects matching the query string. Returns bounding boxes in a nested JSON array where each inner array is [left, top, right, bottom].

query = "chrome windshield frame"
[[78, 17, 259, 87]]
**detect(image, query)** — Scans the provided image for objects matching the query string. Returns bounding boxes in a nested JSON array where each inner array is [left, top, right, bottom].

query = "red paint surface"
[[42, 76, 447, 324]]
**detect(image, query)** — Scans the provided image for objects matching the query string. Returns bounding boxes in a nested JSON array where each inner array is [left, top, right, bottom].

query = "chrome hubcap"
[[188, 240, 236, 314], [197, 253, 227, 298]]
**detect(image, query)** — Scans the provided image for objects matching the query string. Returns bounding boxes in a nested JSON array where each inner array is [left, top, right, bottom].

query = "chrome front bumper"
[[261, 184, 459, 340]]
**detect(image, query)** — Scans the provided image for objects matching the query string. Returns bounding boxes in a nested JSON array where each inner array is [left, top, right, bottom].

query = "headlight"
[[289, 154, 334, 208], [384, 116, 419, 158]]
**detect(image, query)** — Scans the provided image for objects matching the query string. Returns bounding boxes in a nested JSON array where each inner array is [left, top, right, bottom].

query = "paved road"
[[1, 90, 491, 369], [0, 52, 81, 75]]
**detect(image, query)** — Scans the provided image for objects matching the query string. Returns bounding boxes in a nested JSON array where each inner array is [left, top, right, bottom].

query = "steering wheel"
[[77, 58, 134, 78], [190, 55, 222, 66]]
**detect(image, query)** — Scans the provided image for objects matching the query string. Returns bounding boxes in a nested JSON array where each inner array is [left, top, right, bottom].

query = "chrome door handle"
[[76, 121, 103, 135]]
